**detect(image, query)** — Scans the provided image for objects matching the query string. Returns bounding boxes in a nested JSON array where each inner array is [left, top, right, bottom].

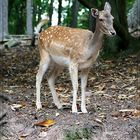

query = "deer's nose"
[[111, 32, 116, 36]]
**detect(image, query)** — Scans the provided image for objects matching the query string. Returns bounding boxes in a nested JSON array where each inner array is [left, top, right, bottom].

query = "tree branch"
[[78, 0, 95, 9]]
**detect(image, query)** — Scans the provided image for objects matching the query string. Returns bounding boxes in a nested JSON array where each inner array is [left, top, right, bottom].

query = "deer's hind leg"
[[36, 50, 51, 110], [48, 65, 63, 109]]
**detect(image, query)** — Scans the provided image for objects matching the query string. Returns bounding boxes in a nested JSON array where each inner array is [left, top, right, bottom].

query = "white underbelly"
[[51, 55, 70, 66], [51, 55, 97, 69]]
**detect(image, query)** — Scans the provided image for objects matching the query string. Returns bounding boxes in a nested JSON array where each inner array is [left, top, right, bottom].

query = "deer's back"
[[39, 26, 93, 55]]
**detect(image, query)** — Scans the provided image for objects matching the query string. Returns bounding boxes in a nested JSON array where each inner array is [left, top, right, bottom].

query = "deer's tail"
[[34, 19, 49, 35], [31, 19, 49, 46]]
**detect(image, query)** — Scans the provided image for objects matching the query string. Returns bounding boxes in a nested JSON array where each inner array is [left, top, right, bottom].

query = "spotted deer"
[[36, 2, 116, 113]]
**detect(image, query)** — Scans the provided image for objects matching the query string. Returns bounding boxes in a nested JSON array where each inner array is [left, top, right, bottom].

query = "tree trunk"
[[88, 0, 98, 31], [70, 0, 80, 27], [48, 0, 54, 26], [65, 0, 71, 26], [88, 12, 96, 32], [26, 0, 33, 35], [0, 0, 3, 41], [0, 0, 8, 41], [58, 0, 62, 25]]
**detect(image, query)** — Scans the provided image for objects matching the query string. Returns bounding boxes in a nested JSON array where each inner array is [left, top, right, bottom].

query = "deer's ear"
[[104, 2, 111, 12], [91, 8, 99, 18]]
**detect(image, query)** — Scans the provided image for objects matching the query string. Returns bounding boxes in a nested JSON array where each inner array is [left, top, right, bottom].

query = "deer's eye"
[[99, 19, 103, 21]]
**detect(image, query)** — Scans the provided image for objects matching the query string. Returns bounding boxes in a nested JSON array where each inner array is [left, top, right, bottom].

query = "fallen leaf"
[[18, 136, 25, 140], [89, 77, 96, 81], [10, 103, 25, 111], [56, 87, 65, 91], [5, 89, 13, 93], [39, 131, 48, 138], [95, 83, 106, 91], [127, 94, 136, 99], [75, 121, 80, 125], [120, 109, 140, 117], [118, 94, 127, 100], [98, 113, 106, 119], [94, 118, 103, 123], [132, 110, 140, 117], [60, 93, 71, 98], [125, 86, 136, 91], [34, 119, 56, 127], [94, 91, 106, 95], [119, 109, 136, 112], [112, 109, 140, 118], [110, 85, 116, 89]]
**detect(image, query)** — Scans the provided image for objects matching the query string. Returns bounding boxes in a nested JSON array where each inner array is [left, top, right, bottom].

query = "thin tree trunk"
[[66, 0, 71, 26], [0, 0, 3, 41], [70, 0, 80, 27], [48, 0, 53, 26], [88, 0, 98, 32], [58, 0, 62, 25], [15, 2, 25, 34], [3, 0, 8, 35], [0, 0, 8, 41], [88, 12, 96, 32], [26, 0, 33, 35]]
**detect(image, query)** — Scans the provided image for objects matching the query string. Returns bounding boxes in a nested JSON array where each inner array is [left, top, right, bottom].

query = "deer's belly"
[[51, 55, 70, 66], [51, 54, 97, 69]]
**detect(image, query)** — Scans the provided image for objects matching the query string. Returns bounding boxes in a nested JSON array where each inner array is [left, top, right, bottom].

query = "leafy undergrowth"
[[0, 45, 139, 140]]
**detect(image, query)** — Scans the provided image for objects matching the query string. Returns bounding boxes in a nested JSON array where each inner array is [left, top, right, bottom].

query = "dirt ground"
[[0, 44, 139, 140]]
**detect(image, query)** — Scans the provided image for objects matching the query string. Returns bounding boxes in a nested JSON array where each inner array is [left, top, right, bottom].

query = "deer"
[[36, 2, 116, 113]]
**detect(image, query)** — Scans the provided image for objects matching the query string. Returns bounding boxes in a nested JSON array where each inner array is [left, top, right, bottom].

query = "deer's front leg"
[[81, 68, 90, 113], [69, 62, 78, 113]]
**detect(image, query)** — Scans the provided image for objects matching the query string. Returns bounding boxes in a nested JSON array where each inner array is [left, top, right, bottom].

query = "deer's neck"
[[93, 25, 104, 50]]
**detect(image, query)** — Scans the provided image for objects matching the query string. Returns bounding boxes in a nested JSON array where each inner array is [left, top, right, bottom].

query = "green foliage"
[[77, 6, 89, 29], [64, 127, 92, 140], [61, 0, 72, 26], [8, 0, 26, 34], [126, 0, 135, 11], [8, 0, 50, 34]]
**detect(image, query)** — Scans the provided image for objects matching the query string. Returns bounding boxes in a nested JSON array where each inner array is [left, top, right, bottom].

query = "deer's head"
[[91, 2, 116, 36]]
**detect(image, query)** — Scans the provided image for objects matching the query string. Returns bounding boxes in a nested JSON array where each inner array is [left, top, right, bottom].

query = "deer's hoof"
[[81, 108, 88, 113], [36, 102, 42, 110], [72, 106, 78, 114], [72, 109, 78, 114]]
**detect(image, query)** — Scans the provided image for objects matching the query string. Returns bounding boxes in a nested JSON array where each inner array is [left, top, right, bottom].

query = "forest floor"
[[0, 44, 140, 140]]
